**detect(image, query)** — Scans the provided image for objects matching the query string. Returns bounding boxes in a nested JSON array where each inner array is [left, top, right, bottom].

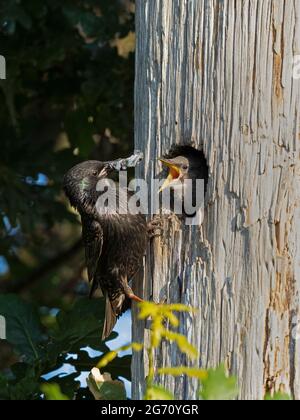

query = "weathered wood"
[[133, 0, 300, 400]]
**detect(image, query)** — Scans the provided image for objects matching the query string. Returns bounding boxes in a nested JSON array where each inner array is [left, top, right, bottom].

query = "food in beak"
[[159, 158, 181, 192], [109, 151, 144, 171]]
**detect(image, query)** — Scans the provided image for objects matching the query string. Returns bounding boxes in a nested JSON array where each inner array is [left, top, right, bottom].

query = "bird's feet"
[[147, 216, 164, 239], [127, 293, 144, 304]]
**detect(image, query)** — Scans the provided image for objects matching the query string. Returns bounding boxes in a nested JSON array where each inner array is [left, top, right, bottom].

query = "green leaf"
[[97, 381, 126, 400], [145, 385, 174, 401], [105, 355, 131, 381], [48, 297, 106, 361], [0, 365, 40, 400], [0, 295, 46, 363], [87, 369, 126, 400], [97, 342, 141, 374], [97, 343, 144, 369], [138, 301, 159, 319], [52, 372, 80, 400], [7, 377, 39, 400], [166, 304, 196, 314], [163, 331, 198, 360], [41, 383, 69, 401], [97, 351, 118, 369], [199, 365, 238, 401], [265, 392, 292, 401], [73, 351, 131, 381], [164, 311, 179, 327]]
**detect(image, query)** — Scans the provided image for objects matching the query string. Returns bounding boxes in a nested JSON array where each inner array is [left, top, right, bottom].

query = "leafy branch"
[[0, 295, 130, 400], [95, 301, 239, 401]]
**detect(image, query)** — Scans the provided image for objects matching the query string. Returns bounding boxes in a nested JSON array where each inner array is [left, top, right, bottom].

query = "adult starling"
[[159, 145, 209, 217], [63, 158, 147, 339]]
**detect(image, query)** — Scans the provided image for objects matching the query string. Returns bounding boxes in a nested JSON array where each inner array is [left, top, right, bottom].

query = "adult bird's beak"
[[159, 158, 182, 192]]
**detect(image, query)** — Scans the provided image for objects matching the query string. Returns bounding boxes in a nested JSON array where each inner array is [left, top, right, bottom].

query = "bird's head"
[[158, 146, 208, 218], [159, 146, 208, 193], [63, 160, 114, 214], [159, 156, 189, 192]]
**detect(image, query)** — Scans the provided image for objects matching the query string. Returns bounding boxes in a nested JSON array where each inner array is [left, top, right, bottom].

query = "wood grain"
[[133, 0, 300, 400]]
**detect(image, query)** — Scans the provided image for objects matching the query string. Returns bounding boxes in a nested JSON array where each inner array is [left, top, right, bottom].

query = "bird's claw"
[[127, 293, 144, 304], [147, 216, 164, 238]]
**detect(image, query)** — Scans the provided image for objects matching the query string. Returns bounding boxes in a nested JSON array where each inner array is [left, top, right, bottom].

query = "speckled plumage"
[[63, 160, 147, 339]]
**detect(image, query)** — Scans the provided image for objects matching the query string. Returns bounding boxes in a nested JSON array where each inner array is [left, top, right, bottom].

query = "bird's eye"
[[92, 170, 98, 176], [182, 164, 188, 170]]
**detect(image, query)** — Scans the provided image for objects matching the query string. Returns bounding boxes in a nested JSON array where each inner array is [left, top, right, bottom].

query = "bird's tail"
[[102, 295, 117, 340], [102, 293, 131, 340]]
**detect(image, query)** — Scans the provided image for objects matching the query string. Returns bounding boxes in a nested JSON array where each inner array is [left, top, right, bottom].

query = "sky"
[[0, 257, 9, 275], [43, 311, 132, 397]]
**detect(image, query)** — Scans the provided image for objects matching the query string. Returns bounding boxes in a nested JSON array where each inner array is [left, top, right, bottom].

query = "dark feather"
[[81, 216, 103, 297], [63, 160, 147, 340]]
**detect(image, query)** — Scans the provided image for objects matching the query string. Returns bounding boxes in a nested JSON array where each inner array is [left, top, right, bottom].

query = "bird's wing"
[[82, 217, 103, 283]]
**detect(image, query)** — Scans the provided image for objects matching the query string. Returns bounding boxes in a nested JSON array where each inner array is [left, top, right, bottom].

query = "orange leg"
[[128, 293, 144, 303]]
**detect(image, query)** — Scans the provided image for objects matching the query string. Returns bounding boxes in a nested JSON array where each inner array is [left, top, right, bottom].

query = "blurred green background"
[[0, 0, 135, 399]]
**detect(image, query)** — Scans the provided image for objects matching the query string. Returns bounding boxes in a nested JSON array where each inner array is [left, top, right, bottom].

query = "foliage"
[[0, 294, 46, 363], [96, 301, 238, 401], [0, 0, 135, 301], [198, 365, 238, 401], [0, 0, 294, 403], [264, 392, 292, 401], [0, 295, 130, 400], [145, 385, 174, 401], [87, 369, 126, 400], [96, 301, 292, 401], [138, 302, 198, 360], [41, 383, 69, 401], [0, 0, 134, 400]]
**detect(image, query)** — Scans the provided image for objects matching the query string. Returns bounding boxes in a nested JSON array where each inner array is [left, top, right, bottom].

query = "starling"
[[159, 145, 209, 217], [63, 158, 147, 339]]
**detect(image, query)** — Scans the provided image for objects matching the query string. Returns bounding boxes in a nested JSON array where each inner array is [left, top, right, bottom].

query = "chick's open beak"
[[159, 158, 181, 192]]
